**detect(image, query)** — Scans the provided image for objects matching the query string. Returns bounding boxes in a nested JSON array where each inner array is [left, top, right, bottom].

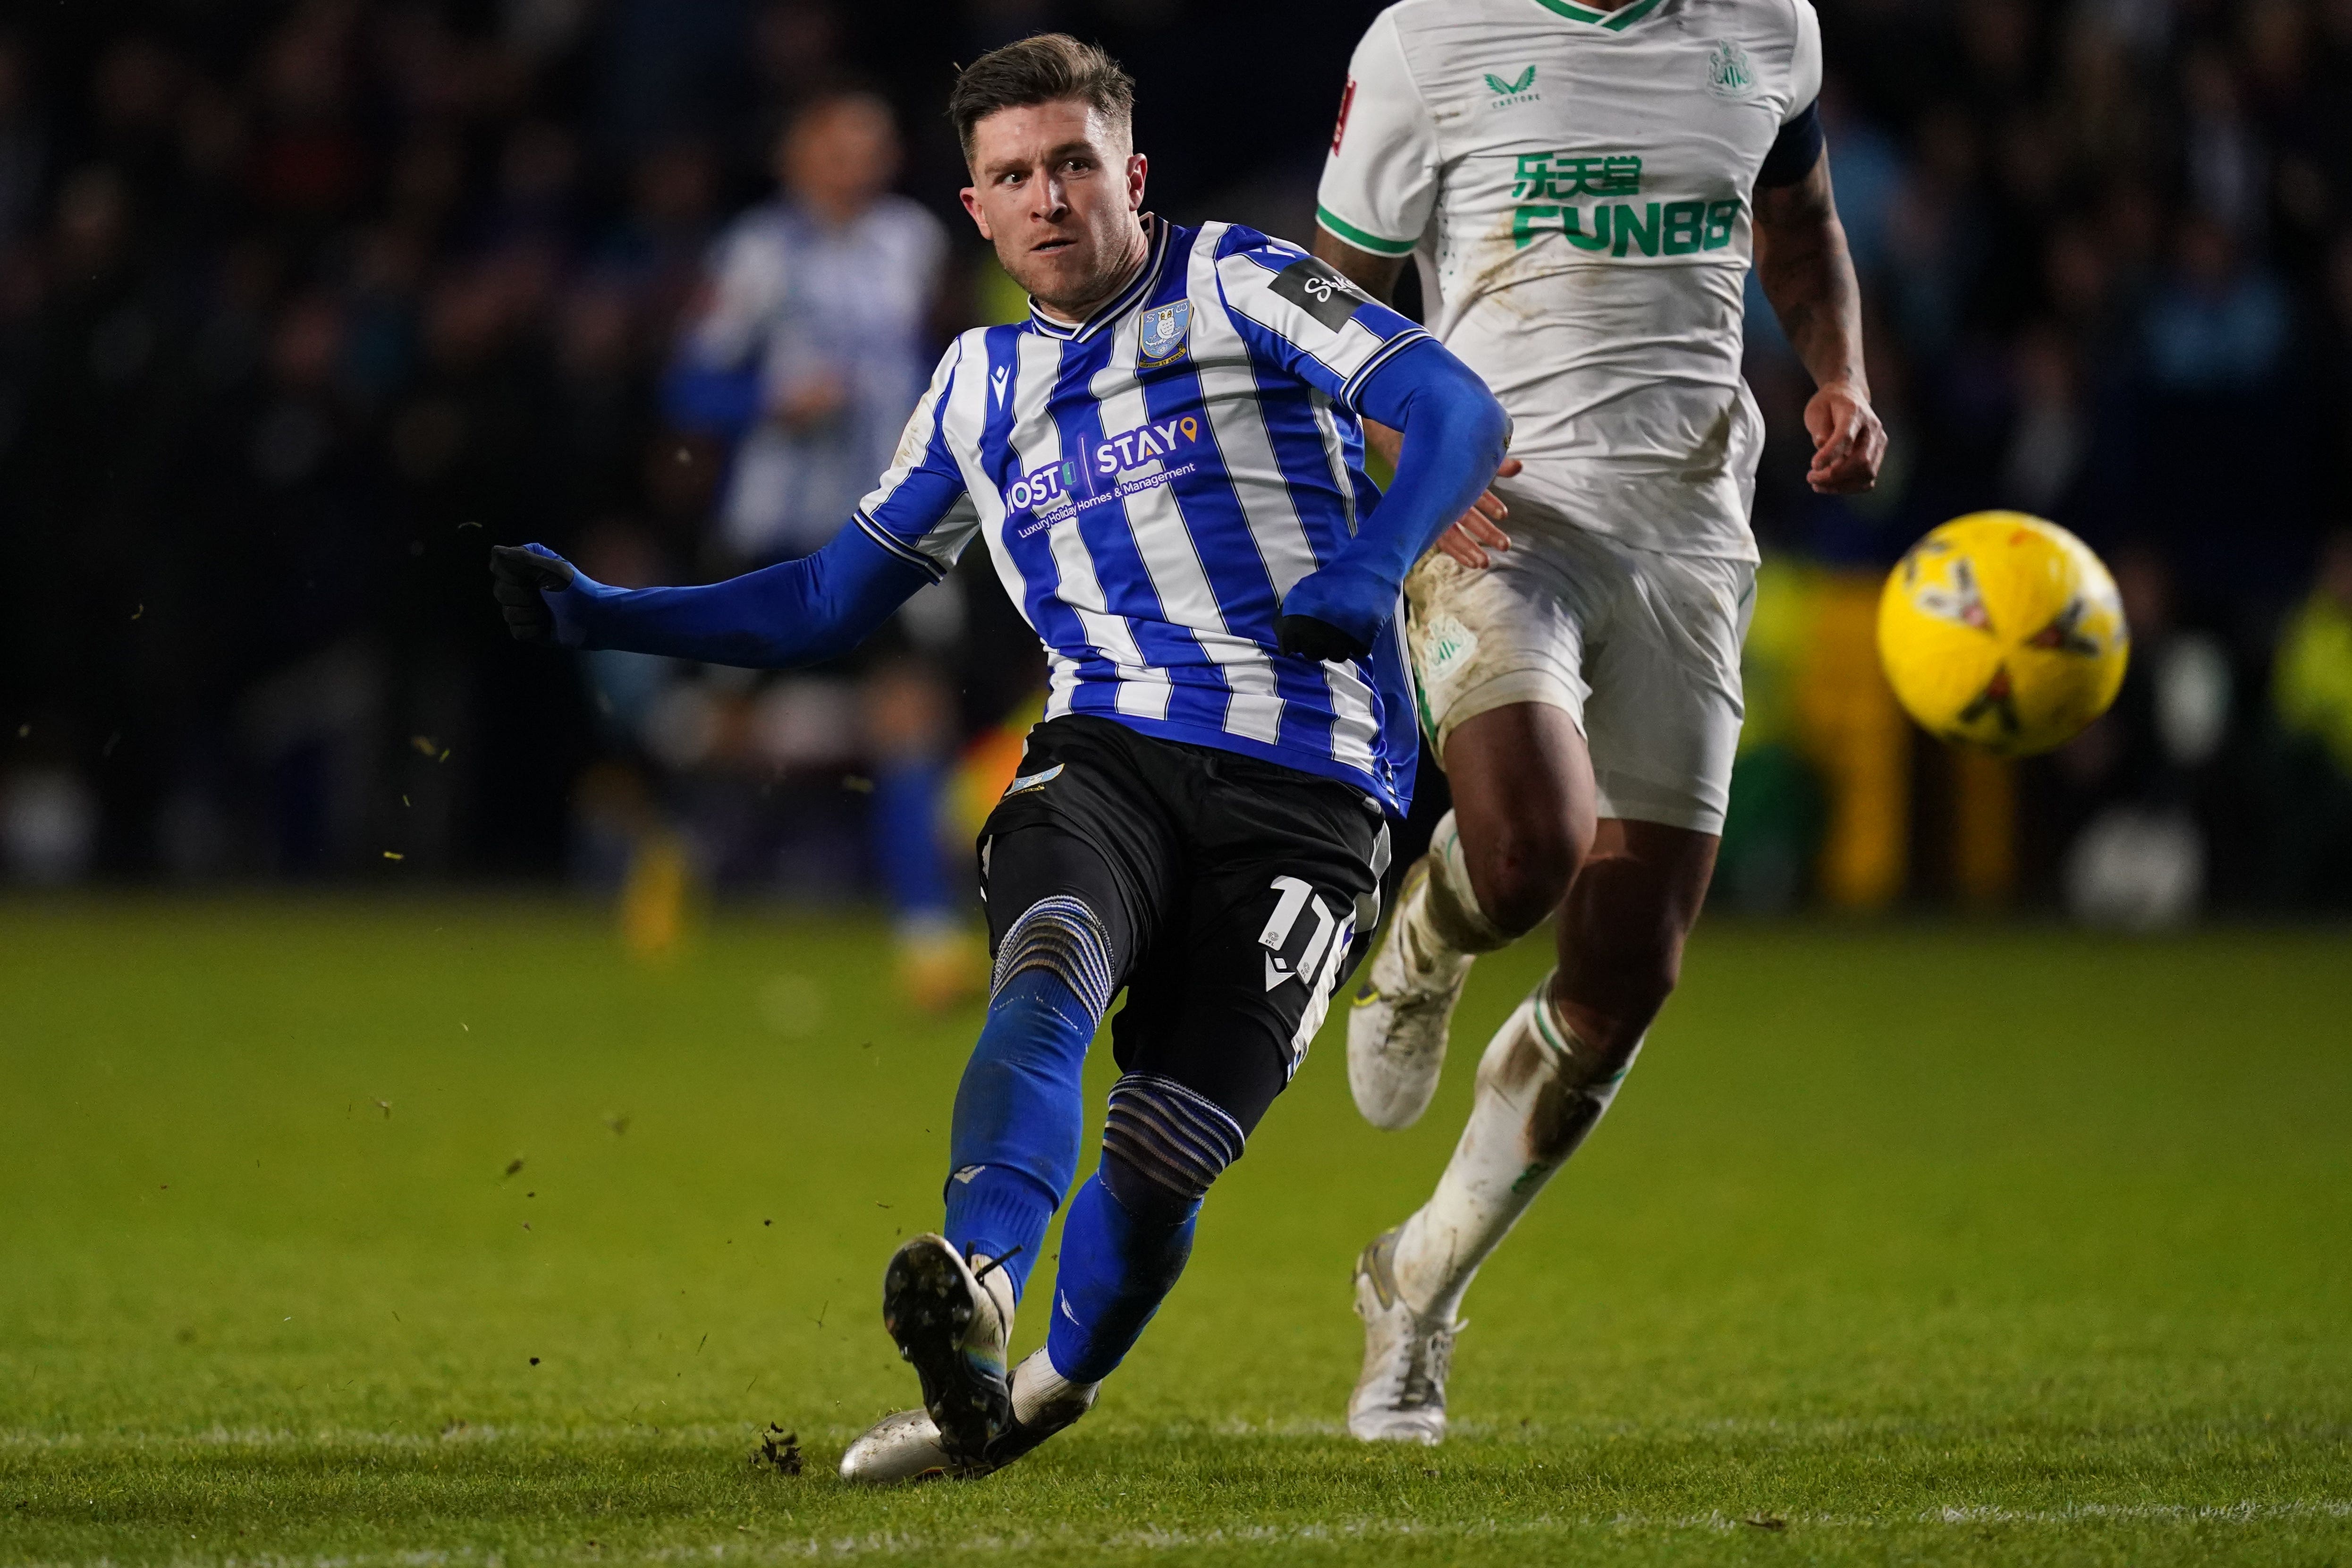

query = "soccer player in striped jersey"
[[489, 34, 1509, 1481], [1313, 0, 1886, 1442]]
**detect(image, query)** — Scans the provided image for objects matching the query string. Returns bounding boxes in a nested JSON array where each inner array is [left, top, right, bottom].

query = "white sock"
[[1010, 1346, 1099, 1426], [967, 1254, 1016, 1348], [1394, 811, 1512, 976], [1390, 975, 1641, 1322]]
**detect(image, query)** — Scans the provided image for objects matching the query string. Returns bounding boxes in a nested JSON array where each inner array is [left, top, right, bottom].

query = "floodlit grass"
[[1, 895, 2347, 1565]]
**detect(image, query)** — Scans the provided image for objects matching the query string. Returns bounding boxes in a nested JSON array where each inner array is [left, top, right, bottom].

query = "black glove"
[[489, 545, 576, 644], [1276, 612, 1371, 664]]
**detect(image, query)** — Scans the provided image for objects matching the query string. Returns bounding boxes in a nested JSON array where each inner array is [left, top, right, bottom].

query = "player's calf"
[[1393, 978, 1642, 1329], [1550, 834, 1704, 1057], [939, 892, 1118, 1303], [1045, 1072, 1244, 1382]]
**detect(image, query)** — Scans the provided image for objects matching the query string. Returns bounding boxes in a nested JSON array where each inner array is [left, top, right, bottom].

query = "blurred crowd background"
[[4, 0, 2351, 942]]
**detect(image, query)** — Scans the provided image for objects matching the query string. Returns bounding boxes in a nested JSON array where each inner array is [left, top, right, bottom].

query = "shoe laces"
[[1401, 1321, 1457, 1409], [962, 1243, 1020, 1352], [969, 1243, 1023, 1284]]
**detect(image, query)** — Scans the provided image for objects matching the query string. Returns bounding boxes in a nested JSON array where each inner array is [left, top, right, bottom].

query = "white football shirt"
[[1318, 0, 1822, 560]]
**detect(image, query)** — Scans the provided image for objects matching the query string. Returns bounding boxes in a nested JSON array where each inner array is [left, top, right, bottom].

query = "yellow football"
[[1876, 512, 2130, 756]]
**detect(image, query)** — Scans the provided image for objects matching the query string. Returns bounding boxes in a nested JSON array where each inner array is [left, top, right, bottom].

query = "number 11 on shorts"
[[1260, 874, 1355, 1072]]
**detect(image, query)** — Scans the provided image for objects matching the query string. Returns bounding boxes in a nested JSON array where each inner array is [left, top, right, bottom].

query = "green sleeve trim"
[[1315, 206, 1419, 257]]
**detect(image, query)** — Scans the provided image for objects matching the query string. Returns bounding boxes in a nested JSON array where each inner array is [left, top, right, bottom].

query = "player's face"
[[960, 99, 1149, 317], [779, 96, 900, 222]]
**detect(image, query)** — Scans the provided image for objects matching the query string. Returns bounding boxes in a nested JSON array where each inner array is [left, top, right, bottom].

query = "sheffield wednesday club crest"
[[1138, 301, 1192, 364]]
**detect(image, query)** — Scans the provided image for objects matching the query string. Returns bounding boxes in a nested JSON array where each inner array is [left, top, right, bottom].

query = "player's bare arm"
[[1309, 230, 1406, 305], [1313, 230, 1520, 570], [1752, 150, 1885, 495]]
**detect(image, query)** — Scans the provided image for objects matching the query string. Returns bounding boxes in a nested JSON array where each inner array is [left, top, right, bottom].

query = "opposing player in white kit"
[[1312, 0, 1887, 1441]]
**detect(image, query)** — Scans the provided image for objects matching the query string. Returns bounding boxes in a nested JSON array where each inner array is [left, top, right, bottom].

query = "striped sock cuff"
[[1526, 975, 1642, 1091], [990, 895, 1115, 1025], [1101, 1073, 1246, 1203]]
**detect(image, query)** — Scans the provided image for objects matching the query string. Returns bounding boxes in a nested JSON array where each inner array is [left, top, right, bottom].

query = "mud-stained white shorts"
[[1404, 518, 1755, 836]]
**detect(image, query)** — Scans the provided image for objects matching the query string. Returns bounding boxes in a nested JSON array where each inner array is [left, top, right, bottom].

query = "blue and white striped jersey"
[[848, 218, 1433, 813]]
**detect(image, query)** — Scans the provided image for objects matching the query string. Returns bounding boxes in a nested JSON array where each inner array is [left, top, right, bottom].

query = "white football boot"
[[839, 1348, 1100, 1485], [837, 1407, 954, 1485], [1346, 1227, 1461, 1445], [1347, 856, 1476, 1129]]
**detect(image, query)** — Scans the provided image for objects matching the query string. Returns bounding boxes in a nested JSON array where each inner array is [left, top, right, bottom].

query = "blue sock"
[[939, 966, 1095, 1302], [871, 758, 953, 927], [1043, 1169, 1198, 1384]]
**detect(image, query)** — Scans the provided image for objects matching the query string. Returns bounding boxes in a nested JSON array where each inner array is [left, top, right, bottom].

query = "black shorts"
[[977, 715, 1392, 1138]]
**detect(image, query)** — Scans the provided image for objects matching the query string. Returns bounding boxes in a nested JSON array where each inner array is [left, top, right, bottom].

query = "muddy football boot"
[[1346, 1227, 1461, 1444]]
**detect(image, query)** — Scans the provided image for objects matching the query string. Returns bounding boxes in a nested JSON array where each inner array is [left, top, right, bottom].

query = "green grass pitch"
[[2, 896, 2347, 1565]]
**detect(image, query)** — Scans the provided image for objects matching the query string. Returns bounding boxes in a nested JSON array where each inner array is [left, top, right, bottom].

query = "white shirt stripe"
[[1089, 327, 1230, 636], [1187, 224, 1325, 593]]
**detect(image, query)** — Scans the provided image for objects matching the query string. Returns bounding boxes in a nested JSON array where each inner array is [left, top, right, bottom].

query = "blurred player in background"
[[667, 90, 976, 1005], [494, 35, 1510, 1482], [1314, 0, 1886, 1442]]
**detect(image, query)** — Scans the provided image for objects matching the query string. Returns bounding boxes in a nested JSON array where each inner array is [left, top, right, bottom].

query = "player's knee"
[[1098, 1073, 1245, 1227], [991, 894, 1115, 1026], [1467, 821, 1577, 936]]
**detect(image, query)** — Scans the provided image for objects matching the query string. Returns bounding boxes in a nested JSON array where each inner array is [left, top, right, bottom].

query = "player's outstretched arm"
[[487, 523, 935, 668], [1311, 230, 1520, 569], [1753, 145, 1886, 495], [1276, 337, 1510, 662]]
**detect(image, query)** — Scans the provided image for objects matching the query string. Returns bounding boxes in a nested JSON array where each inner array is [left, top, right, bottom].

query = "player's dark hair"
[[777, 81, 897, 155], [948, 34, 1135, 163], [784, 79, 892, 132]]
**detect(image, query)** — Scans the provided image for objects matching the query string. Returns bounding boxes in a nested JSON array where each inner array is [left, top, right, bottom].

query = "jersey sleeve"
[[1314, 9, 1439, 259], [1785, 0, 1823, 121], [1215, 234, 1434, 412], [849, 337, 979, 582]]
